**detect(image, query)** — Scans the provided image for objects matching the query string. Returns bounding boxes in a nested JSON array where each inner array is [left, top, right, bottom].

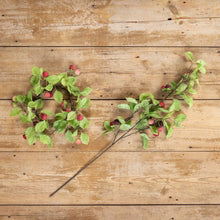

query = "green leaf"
[[35, 120, 49, 133], [27, 110, 36, 121], [27, 90, 33, 102], [118, 104, 131, 110], [199, 66, 206, 74], [187, 88, 197, 94], [41, 109, 54, 115], [25, 127, 35, 139], [80, 132, 89, 145], [73, 130, 78, 137], [119, 123, 132, 130], [68, 119, 79, 129], [117, 116, 125, 124], [46, 75, 59, 85], [20, 113, 29, 123], [149, 111, 161, 118], [126, 97, 138, 104], [67, 111, 76, 121], [33, 84, 44, 96], [53, 120, 67, 133], [196, 59, 206, 66], [170, 81, 177, 90], [54, 90, 63, 104], [39, 134, 53, 148], [76, 97, 90, 110], [10, 107, 21, 116], [27, 136, 37, 145], [174, 114, 187, 127], [157, 107, 169, 113], [195, 79, 200, 86], [169, 99, 181, 112], [185, 51, 194, 61], [175, 83, 187, 95], [128, 103, 136, 111], [140, 133, 149, 149], [149, 126, 158, 135], [45, 84, 53, 91], [165, 122, 173, 139], [80, 87, 92, 96], [65, 130, 74, 143], [15, 95, 26, 103], [79, 117, 90, 129], [55, 111, 68, 120], [181, 93, 193, 108], [32, 66, 43, 77], [139, 93, 159, 105], [104, 121, 112, 130], [35, 99, 43, 110], [67, 85, 80, 96], [163, 111, 174, 119], [68, 76, 76, 85], [30, 75, 40, 86], [58, 72, 67, 81], [136, 119, 149, 130]]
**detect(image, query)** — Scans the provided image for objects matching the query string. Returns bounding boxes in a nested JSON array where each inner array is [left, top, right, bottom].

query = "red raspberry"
[[77, 114, 84, 121], [65, 108, 71, 112], [165, 84, 171, 89], [43, 71, 49, 77], [76, 139, 82, 145], [158, 127, 163, 132], [153, 133, 159, 137], [23, 134, 27, 140], [160, 101, 165, 108], [49, 92, 53, 98], [40, 113, 47, 120], [110, 121, 114, 126], [161, 85, 165, 89], [69, 65, 76, 70], [149, 119, 154, 125], [44, 92, 51, 98]]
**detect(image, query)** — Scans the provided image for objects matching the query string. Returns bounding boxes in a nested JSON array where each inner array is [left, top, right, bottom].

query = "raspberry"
[[110, 121, 114, 126], [113, 119, 120, 125], [77, 114, 84, 121], [161, 85, 165, 89], [44, 92, 51, 98], [160, 101, 165, 108], [76, 139, 82, 145], [43, 71, 49, 77], [69, 65, 76, 70], [65, 108, 71, 112], [153, 133, 159, 137], [75, 69, 80, 75], [165, 84, 171, 89], [149, 119, 154, 125], [40, 113, 47, 120], [49, 92, 53, 98], [23, 134, 27, 139], [158, 127, 163, 132]]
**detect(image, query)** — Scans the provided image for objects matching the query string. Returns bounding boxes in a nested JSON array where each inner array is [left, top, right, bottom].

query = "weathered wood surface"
[[1, 151, 220, 204], [1, 205, 220, 220], [2, 100, 220, 152], [0, 47, 219, 99], [0, 0, 219, 46]]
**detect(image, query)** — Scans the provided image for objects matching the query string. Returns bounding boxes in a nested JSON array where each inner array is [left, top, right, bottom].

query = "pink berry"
[[44, 92, 51, 98], [43, 71, 49, 77], [76, 139, 82, 145], [49, 92, 53, 98], [149, 119, 154, 125], [11, 102, 14, 107], [65, 108, 71, 112], [110, 121, 114, 126], [40, 113, 47, 120], [75, 69, 80, 75], [23, 134, 27, 140], [12, 96, 16, 102], [69, 65, 76, 70], [158, 127, 163, 132], [160, 101, 165, 108], [153, 133, 159, 137], [61, 101, 65, 108], [77, 114, 84, 121], [161, 85, 165, 90]]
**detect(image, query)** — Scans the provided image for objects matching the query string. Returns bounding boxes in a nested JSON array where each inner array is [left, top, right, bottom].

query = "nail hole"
[[33, 143, 36, 145], [100, 95, 103, 97], [51, 49, 54, 51], [72, 146, 75, 148], [15, 40, 18, 42], [168, 1, 171, 3], [111, 103, 113, 106], [8, 216, 11, 218], [23, 173, 26, 175], [136, 56, 140, 58], [176, 199, 178, 201], [163, 72, 167, 75], [217, 51, 220, 53], [2, 14, 5, 16], [168, 18, 172, 20], [189, 146, 192, 148], [13, 154, 16, 157], [162, 94, 164, 97], [56, 156, 58, 158], [169, 196, 172, 198], [209, 72, 212, 74], [129, 182, 133, 184], [171, 218, 174, 220], [183, 1, 186, 3]]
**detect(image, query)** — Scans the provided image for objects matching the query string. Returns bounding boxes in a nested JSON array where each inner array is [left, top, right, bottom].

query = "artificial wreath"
[[10, 65, 92, 147]]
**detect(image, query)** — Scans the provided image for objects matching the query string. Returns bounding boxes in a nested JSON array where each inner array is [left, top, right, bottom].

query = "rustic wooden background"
[[0, 0, 220, 219]]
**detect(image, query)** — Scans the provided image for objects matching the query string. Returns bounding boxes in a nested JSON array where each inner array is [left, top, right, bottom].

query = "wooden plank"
[[1, 205, 220, 220], [0, 152, 220, 204], [0, 0, 219, 46], [0, 47, 219, 99], [2, 99, 220, 152]]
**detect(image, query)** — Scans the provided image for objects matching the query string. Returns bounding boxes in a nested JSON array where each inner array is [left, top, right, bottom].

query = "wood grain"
[[2, 100, 220, 152], [0, 47, 219, 99], [1, 205, 220, 220], [1, 151, 220, 204], [0, 0, 219, 46]]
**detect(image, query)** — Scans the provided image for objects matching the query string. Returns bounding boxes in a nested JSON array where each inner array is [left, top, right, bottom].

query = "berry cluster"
[[10, 65, 92, 148]]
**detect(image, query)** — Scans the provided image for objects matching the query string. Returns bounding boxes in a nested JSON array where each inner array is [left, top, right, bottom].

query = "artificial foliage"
[[10, 65, 92, 148], [103, 52, 207, 149]]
